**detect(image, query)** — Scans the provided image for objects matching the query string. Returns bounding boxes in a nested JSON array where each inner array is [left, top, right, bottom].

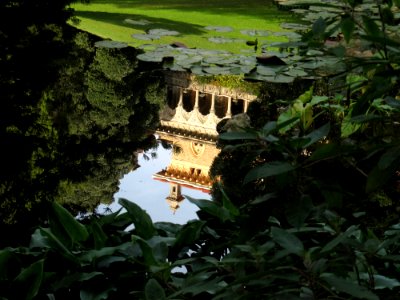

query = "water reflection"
[[104, 71, 258, 223], [102, 146, 207, 224]]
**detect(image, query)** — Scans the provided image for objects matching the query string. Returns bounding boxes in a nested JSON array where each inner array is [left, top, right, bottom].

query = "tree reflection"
[[0, 25, 165, 244]]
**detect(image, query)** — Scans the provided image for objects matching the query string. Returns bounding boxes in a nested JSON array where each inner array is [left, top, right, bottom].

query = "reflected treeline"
[[0, 21, 165, 243]]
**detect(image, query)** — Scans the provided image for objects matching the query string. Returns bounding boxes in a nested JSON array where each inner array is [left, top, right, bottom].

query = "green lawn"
[[70, 0, 296, 54]]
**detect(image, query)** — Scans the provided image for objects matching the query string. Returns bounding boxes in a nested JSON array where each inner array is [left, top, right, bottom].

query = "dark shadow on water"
[[80, 0, 291, 21], [74, 11, 207, 36]]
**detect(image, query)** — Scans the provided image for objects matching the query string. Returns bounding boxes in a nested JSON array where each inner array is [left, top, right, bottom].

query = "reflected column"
[[210, 93, 216, 114], [194, 89, 199, 112], [226, 96, 232, 118], [244, 100, 249, 113]]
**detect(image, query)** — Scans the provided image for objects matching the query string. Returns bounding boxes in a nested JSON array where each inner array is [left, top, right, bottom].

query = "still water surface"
[[99, 145, 210, 224]]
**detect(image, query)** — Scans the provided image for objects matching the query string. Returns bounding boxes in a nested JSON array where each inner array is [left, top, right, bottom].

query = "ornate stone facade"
[[153, 71, 257, 211]]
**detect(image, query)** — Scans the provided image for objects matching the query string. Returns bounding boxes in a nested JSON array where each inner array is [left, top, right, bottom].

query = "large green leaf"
[[321, 225, 359, 253], [0, 249, 13, 281], [52, 202, 89, 243], [132, 236, 159, 266], [186, 196, 231, 221], [341, 113, 361, 137], [219, 131, 258, 141], [340, 16, 355, 43], [13, 259, 44, 300], [285, 195, 313, 229], [312, 17, 327, 38], [364, 274, 400, 290], [271, 227, 304, 257], [80, 243, 133, 264], [301, 123, 330, 148], [220, 186, 240, 217], [244, 161, 295, 184], [90, 221, 108, 250], [145, 279, 166, 300], [80, 287, 115, 300], [308, 143, 350, 161], [119, 198, 156, 239], [378, 146, 400, 170], [366, 163, 397, 193], [30, 228, 76, 262], [321, 273, 379, 300], [362, 15, 381, 37], [173, 220, 205, 251]]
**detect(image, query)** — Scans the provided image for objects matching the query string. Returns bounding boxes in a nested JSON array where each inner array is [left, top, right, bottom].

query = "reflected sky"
[[98, 146, 211, 224]]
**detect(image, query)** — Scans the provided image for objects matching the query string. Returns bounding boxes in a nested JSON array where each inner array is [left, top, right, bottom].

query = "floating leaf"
[[284, 68, 308, 77], [148, 28, 180, 36], [124, 18, 151, 26], [94, 40, 128, 48], [208, 37, 243, 44], [269, 41, 307, 48], [257, 65, 276, 76], [137, 53, 164, 63], [280, 23, 309, 31], [205, 26, 233, 32], [203, 66, 232, 75], [132, 34, 160, 40], [264, 75, 295, 83], [240, 29, 271, 36]]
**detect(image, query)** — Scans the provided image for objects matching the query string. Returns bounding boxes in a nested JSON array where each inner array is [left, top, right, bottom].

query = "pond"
[[100, 70, 258, 224], [0, 1, 294, 239]]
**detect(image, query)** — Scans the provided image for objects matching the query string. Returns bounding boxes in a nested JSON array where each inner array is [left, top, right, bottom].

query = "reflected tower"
[[153, 71, 257, 212]]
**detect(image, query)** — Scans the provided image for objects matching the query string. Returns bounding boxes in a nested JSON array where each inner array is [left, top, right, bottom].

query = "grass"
[[70, 0, 296, 54]]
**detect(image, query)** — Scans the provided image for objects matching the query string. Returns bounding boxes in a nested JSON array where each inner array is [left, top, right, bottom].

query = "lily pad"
[[137, 52, 164, 63], [265, 74, 295, 83], [272, 31, 302, 39], [176, 56, 203, 68], [132, 34, 160, 41], [191, 66, 207, 75], [268, 41, 307, 48], [124, 18, 152, 26], [239, 56, 257, 65], [284, 68, 308, 77], [306, 49, 324, 56], [257, 65, 277, 76], [203, 55, 235, 65], [241, 65, 256, 74], [280, 23, 309, 31], [203, 66, 233, 75], [148, 29, 180, 36], [208, 37, 244, 44], [94, 40, 128, 48], [240, 29, 271, 37], [205, 26, 233, 32]]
